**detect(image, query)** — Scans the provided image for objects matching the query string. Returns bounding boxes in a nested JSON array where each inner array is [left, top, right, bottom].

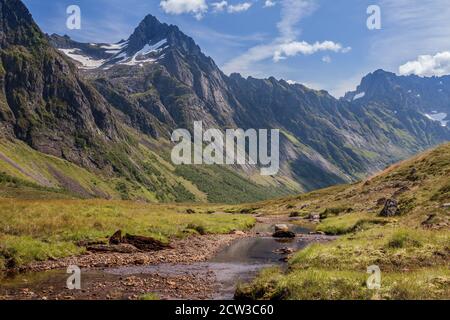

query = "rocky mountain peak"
[[126, 14, 201, 58]]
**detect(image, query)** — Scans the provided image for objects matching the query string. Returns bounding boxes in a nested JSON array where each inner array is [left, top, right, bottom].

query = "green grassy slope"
[[236, 143, 450, 300], [0, 137, 288, 203]]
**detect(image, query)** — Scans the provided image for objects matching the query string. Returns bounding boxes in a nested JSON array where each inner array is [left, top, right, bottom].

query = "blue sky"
[[23, 0, 450, 97]]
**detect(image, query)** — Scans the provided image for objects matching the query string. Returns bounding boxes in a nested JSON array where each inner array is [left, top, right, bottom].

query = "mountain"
[[0, 0, 285, 203], [0, 0, 124, 169], [50, 16, 450, 187], [1, 0, 449, 203], [345, 69, 450, 122], [344, 69, 449, 149]]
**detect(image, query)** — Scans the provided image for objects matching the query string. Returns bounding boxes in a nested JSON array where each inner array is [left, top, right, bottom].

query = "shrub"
[[321, 206, 353, 219], [387, 230, 423, 249], [186, 224, 207, 235]]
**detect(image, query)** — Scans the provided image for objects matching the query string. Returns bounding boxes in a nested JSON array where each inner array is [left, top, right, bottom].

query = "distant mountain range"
[[0, 0, 449, 203]]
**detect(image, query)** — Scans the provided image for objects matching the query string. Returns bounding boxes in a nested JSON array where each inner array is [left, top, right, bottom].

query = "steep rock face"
[[71, 17, 355, 189], [0, 0, 119, 170]]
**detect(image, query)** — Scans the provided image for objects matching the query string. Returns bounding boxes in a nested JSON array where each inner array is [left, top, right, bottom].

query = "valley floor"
[[0, 143, 449, 300]]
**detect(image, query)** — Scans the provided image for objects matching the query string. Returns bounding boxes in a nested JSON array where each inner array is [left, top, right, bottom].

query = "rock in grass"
[[123, 234, 172, 251], [272, 230, 296, 238], [379, 199, 399, 217], [308, 214, 321, 222], [109, 230, 123, 245], [107, 230, 172, 251]]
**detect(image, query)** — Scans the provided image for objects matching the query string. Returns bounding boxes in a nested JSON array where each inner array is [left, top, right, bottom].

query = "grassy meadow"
[[236, 143, 450, 300], [0, 199, 255, 272]]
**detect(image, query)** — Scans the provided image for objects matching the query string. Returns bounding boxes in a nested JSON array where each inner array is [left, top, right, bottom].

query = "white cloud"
[[277, 0, 317, 41], [399, 51, 450, 77], [222, 0, 350, 75], [212, 1, 253, 14], [223, 40, 349, 74], [273, 41, 348, 62], [160, 0, 208, 19], [227, 2, 252, 13], [322, 55, 331, 63], [211, 1, 228, 12], [264, 0, 276, 8], [369, 0, 450, 71]]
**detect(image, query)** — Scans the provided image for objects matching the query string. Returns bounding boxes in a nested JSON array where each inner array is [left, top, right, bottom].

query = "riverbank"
[[0, 232, 246, 300], [0, 199, 255, 273], [0, 218, 335, 300]]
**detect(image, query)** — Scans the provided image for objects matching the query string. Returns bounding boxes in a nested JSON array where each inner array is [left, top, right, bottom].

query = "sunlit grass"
[[236, 143, 450, 300], [237, 267, 450, 300], [0, 198, 255, 270]]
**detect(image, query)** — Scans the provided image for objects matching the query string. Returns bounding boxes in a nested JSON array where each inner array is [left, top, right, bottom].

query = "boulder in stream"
[[272, 230, 296, 238]]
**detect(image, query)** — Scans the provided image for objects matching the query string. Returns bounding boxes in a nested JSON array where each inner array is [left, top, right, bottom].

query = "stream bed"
[[0, 223, 314, 300]]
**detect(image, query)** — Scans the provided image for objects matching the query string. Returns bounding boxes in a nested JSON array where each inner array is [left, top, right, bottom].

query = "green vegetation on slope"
[[0, 137, 290, 204], [175, 164, 289, 204], [236, 143, 450, 300]]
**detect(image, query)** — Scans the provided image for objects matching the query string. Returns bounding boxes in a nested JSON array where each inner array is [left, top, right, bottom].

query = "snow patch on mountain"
[[353, 92, 365, 101], [100, 41, 128, 54], [116, 39, 168, 67], [59, 49, 106, 69], [424, 112, 448, 127], [58, 39, 168, 70]]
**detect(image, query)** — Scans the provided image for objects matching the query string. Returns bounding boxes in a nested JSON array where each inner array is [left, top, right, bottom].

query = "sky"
[[23, 0, 450, 97]]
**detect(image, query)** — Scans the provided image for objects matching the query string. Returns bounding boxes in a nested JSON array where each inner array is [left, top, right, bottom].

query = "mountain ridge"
[[1, 0, 449, 202]]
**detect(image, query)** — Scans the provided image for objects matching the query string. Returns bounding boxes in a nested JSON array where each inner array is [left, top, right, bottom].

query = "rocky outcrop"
[[379, 199, 399, 217], [274, 224, 289, 232]]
